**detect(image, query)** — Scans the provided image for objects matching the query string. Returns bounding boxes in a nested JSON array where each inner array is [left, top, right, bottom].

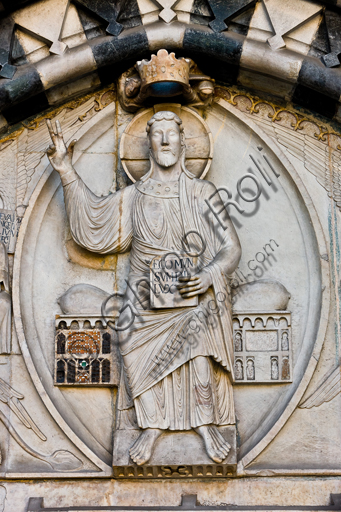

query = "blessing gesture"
[[46, 119, 76, 177]]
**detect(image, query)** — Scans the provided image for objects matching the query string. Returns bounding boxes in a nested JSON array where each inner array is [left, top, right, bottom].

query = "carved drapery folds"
[[0, 242, 10, 354]]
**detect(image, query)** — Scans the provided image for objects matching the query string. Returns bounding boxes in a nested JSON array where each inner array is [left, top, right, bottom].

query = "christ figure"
[[46, 110, 241, 465]]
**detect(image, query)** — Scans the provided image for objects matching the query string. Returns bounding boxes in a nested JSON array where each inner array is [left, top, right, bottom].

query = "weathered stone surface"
[[207, 0, 255, 33], [8, 88, 330, 481], [0, 0, 341, 508], [12, 0, 70, 55], [113, 426, 237, 470]]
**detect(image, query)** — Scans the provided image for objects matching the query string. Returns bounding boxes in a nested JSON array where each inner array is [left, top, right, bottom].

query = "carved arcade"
[[232, 312, 292, 384], [54, 315, 119, 387]]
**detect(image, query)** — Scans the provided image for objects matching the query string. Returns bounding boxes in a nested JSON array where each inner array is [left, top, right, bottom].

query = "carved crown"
[[136, 49, 190, 94]]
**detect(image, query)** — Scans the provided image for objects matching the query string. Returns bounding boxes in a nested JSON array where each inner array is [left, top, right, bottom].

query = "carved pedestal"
[[113, 426, 237, 478]]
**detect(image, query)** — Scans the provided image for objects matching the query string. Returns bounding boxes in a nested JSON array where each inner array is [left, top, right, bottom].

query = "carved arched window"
[[57, 333, 66, 354], [91, 360, 100, 383], [67, 361, 76, 383], [56, 360, 65, 383], [102, 332, 111, 354], [102, 360, 110, 383]]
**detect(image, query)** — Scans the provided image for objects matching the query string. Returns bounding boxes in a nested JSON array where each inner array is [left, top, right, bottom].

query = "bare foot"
[[195, 425, 231, 463], [129, 428, 162, 465]]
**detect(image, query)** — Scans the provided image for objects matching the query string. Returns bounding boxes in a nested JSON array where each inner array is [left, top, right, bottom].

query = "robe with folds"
[[0, 291, 11, 354], [0, 242, 11, 354], [63, 170, 241, 430]]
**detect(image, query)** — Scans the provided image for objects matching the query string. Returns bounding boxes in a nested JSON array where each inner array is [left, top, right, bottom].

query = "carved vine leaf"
[[299, 366, 341, 408]]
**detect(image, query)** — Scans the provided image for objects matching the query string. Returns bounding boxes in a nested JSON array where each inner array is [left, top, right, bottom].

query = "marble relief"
[[0, 49, 333, 489], [16, 49, 321, 479], [0, 0, 341, 506], [8, 69, 329, 482], [46, 108, 240, 466], [0, 243, 10, 355]]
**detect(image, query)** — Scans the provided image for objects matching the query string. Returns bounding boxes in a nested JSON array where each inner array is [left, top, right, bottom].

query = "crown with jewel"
[[136, 49, 190, 94]]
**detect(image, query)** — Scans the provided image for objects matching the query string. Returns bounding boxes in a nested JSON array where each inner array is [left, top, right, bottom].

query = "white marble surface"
[[0, 80, 340, 508]]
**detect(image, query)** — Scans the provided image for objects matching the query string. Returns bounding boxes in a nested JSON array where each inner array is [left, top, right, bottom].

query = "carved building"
[[0, 0, 341, 510]]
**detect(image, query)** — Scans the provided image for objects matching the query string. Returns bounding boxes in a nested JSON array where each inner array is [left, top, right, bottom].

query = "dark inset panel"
[[57, 333, 66, 354], [67, 361, 76, 383], [56, 360, 65, 383], [293, 84, 337, 118], [102, 332, 111, 354], [102, 359, 110, 383], [91, 359, 100, 383]]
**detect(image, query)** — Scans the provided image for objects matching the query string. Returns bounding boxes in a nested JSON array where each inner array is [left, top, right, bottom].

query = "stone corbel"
[[117, 50, 215, 112]]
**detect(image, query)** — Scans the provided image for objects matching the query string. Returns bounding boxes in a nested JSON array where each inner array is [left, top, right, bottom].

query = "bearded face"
[[149, 119, 183, 168]]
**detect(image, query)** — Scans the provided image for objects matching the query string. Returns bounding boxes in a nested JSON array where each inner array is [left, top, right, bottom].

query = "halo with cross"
[[120, 104, 213, 183]]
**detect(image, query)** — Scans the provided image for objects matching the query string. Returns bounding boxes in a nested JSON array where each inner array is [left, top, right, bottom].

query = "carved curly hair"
[[141, 110, 194, 182], [146, 111, 184, 135]]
